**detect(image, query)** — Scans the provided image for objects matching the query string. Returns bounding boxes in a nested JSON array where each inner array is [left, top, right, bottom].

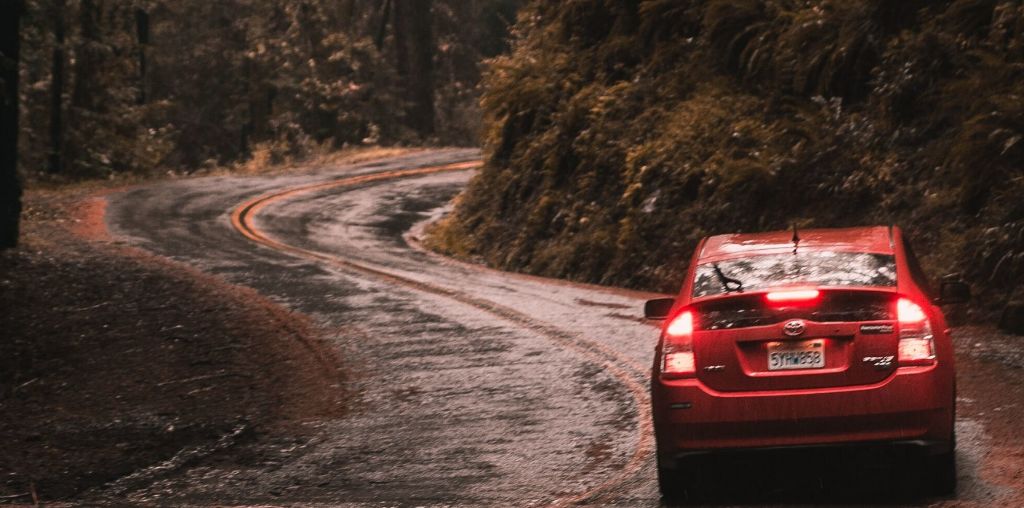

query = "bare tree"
[[135, 5, 149, 104], [1, 0, 23, 248], [48, 0, 66, 174], [393, 0, 435, 136], [71, 0, 100, 111]]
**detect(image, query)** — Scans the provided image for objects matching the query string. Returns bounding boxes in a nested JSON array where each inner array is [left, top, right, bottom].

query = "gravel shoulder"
[[0, 187, 347, 502]]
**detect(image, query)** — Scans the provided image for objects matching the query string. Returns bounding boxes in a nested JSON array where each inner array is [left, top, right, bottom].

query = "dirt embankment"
[[0, 189, 346, 502]]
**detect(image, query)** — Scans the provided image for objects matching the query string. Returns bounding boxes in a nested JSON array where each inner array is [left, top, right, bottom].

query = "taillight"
[[666, 310, 693, 336], [897, 298, 928, 324], [897, 298, 935, 366], [765, 289, 821, 304], [662, 310, 696, 379]]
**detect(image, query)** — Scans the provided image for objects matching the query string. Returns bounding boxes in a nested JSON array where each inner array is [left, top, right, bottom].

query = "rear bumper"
[[652, 365, 954, 466], [661, 439, 952, 472]]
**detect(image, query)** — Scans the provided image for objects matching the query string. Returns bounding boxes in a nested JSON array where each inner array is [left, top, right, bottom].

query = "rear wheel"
[[924, 446, 957, 497], [658, 456, 711, 505], [657, 465, 690, 505]]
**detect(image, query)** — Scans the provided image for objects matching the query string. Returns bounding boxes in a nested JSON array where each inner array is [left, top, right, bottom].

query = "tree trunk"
[[135, 7, 148, 104], [72, 0, 100, 111], [392, 0, 435, 136], [1, 0, 23, 248], [374, 0, 391, 50], [339, 0, 356, 36], [49, 0, 66, 174]]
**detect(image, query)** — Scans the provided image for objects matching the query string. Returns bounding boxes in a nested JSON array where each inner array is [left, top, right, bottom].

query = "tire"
[[925, 447, 957, 497], [924, 397, 957, 497], [657, 465, 689, 505]]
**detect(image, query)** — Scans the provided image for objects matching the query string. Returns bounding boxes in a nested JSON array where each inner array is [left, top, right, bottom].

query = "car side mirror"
[[935, 277, 970, 305], [644, 298, 675, 320]]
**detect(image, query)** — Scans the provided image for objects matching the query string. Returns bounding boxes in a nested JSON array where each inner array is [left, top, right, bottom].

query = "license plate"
[[767, 339, 825, 371]]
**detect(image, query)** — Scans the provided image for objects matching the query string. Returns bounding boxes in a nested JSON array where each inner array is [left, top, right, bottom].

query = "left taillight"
[[661, 310, 696, 379], [897, 298, 936, 366]]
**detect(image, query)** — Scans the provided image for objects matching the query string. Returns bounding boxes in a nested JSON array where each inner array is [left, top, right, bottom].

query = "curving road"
[[104, 149, 1023, 506]]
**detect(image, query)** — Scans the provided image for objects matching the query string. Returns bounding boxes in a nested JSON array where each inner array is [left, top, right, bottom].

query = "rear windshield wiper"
[[713, 264, 744, 293]]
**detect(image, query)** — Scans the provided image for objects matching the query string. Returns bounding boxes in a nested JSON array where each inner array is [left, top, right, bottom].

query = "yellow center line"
[[230, 159, 653, 506]]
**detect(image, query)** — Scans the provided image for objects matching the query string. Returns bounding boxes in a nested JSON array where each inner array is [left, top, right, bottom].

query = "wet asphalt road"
[[104, 149, 1023, 506]]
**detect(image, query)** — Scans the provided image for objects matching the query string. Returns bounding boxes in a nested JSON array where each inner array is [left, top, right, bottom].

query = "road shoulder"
[[0, 188, 347, 502]]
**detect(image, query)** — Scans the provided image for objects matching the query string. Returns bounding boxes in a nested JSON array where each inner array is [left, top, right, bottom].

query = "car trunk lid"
[[692, 290, 898, 392]]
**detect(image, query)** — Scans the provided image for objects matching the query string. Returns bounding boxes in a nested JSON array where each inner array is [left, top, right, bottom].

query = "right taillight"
[[897, 298, 936, 366], [661, 310, 696, 379]]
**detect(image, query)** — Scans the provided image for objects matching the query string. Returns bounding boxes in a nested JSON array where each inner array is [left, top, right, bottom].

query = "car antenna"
[[791, 224, 800, 255]]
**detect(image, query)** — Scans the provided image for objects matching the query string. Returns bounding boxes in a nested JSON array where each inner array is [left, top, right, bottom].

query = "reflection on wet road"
[[106, 149, 1024, 506]]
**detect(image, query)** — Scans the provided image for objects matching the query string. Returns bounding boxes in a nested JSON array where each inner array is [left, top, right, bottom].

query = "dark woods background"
[[1, 1, 22, 248], [12, 0, 518, 181], [3, 0, 1024, 324]]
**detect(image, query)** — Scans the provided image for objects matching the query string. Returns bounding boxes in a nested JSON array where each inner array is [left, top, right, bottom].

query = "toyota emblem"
[[783, 319, 806, 337]]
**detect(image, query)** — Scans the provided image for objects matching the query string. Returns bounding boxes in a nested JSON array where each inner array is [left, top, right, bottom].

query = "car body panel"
[[653, 365, 953, 452], [651, 226, 956, 468], [692, 310, 899, 392]]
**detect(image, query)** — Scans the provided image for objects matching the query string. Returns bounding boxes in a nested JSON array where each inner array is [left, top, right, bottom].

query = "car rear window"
[[692, 251, 897, 298]]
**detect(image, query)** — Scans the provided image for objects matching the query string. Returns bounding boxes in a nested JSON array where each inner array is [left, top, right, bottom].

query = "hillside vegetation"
[[431, 0, 1024, 318]]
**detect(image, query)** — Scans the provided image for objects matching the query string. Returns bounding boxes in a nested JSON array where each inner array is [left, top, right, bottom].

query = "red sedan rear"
[[645, 226, 969, 501]]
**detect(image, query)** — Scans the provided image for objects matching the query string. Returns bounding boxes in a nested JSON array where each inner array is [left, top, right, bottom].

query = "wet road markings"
[[230, 160, 655, 506]]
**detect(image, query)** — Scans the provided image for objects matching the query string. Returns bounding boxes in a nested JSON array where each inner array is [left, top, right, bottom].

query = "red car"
[[645, 226, 969, 501]]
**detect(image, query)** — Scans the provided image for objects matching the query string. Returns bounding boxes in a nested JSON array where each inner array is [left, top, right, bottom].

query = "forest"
[[0, 0, 518, 246], [4, 0, 1024, 503], [3, 0, 1024, 323], [430, 0, 1024, 324]]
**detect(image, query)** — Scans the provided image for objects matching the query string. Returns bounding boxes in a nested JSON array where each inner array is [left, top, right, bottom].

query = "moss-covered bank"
[[430, 0, 1024, 318]]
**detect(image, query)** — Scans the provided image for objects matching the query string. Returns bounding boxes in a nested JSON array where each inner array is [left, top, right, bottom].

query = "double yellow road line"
[[230, 159, 653, 507]]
